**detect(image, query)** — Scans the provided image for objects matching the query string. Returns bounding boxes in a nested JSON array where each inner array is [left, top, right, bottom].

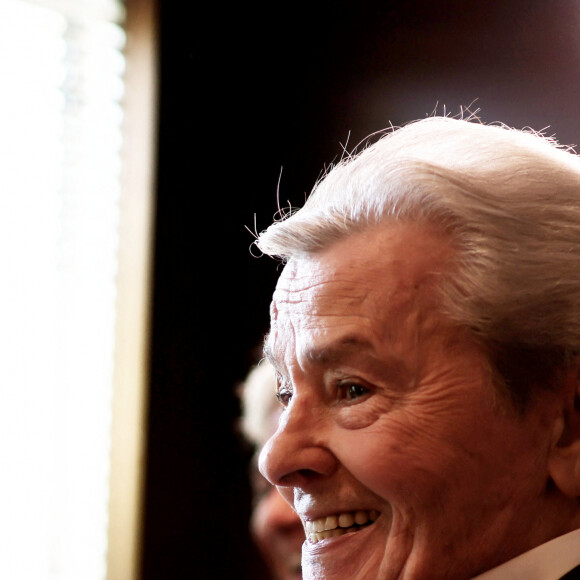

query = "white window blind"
[[0, 1, 129, 578]]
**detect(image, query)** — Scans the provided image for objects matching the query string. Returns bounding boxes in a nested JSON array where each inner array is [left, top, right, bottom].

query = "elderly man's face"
[[260, 223, 561, 580]]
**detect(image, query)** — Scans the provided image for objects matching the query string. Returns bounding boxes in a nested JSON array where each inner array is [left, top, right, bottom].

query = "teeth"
[[310, 528, 347, 543], [324, 515, 338, 530], [305, 509, 379, 543], [338, 512, 354, 528]]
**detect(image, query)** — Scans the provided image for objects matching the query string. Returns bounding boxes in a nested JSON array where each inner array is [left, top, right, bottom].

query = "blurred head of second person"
[[240, 360, 304, 580]]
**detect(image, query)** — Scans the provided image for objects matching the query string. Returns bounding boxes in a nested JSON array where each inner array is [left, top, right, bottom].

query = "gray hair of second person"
[[256, 116, 580, 409], [240, 360, 278, 449]]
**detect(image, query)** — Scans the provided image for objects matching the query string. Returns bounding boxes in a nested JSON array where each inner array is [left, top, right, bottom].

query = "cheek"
[[334, 397, 388, 430], [333, 419, 462, 504]]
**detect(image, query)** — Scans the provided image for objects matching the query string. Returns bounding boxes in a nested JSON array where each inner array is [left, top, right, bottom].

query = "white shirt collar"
[[471, 528, 580, 580]]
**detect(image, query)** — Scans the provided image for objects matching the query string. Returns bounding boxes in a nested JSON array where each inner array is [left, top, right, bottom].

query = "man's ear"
[[548, 363, 580, 498]]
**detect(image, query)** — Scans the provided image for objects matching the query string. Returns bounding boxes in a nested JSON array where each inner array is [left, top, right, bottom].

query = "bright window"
[[0, 1, 155, 578]]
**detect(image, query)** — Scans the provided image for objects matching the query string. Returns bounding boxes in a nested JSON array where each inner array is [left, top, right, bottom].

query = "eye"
[[274, 372, 293, 407], [342, 382, 371, 401], [276, 387, 293, 407]]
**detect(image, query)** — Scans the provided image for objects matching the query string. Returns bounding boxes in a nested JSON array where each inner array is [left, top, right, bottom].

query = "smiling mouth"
[[304, 509, 380, 543]]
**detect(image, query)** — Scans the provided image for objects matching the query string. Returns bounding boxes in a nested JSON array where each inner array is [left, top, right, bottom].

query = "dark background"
[[140, 1, 580, 578]]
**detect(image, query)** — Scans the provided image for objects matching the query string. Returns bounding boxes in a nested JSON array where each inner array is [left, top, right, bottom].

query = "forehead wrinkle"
[[273, 277, 350, 308], [274, 282, 374, 324]]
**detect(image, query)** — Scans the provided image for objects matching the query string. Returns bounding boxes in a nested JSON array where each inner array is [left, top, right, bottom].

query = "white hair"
[[256, 116, 580, 406], [239, 360, 278, 449]]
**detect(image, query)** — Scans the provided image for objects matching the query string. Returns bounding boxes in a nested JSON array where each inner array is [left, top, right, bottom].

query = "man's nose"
[[258, 394, 337, 488]]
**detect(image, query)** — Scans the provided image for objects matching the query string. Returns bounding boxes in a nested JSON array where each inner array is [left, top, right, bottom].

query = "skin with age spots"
[[259, 223, 574, 580]]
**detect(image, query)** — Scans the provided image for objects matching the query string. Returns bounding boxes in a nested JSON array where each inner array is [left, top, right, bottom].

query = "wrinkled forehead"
[[267, 259, 365, 374], [269, 253, 377, 327], [270, 258, 330, 315], [269, 224, 452, 314], [267, 257, 333, 365], [265, 224, 458, 370], [270, 258, 302, 310]]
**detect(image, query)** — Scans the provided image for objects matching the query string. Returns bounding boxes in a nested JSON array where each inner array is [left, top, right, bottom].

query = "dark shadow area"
[[141, 1, 580, 578]]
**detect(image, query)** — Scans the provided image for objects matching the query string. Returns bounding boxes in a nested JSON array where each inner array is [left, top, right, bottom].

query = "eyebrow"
[[262, 334, 371, 367], [263, 333, 410, 383], [262, 335, 279, 370], [306, 335, 375, 364]]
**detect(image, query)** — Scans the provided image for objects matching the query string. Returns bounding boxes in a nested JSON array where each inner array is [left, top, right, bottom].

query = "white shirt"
[[472, 528, 580, 580]]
